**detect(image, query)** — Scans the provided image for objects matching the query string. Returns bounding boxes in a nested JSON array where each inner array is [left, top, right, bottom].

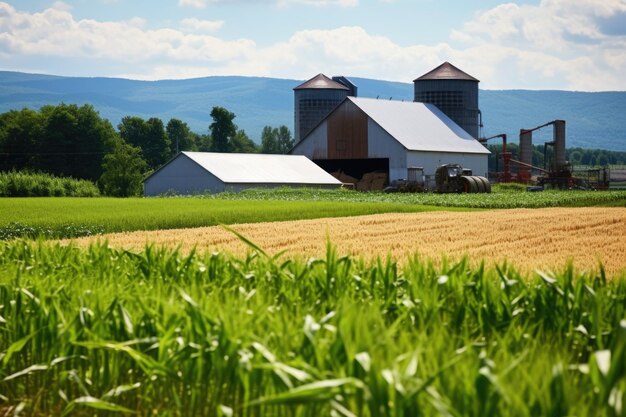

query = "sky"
[[1, 0, 625, 91]]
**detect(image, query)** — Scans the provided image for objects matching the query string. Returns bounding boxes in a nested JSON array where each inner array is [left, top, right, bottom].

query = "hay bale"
[[370, 178, 387, 190], [356, 181, 370, 191], [339, 173, 358, 184]]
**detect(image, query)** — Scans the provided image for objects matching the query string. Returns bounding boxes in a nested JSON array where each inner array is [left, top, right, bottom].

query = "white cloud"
[[0, 2, 253, 64], [51, 1, 72, 12], [179, 18, 224, 33], [449, 0, 626, 90], [1, 1, 625, 90]]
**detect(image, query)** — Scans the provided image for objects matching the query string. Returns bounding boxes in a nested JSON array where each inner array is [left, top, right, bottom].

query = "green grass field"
[[1, 187, 625, 240], [0, 241, 625, 416], [0, 197, 462, 239]]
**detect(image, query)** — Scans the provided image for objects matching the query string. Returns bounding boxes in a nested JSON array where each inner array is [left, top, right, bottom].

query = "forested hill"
[[1, 71, 625, 151]]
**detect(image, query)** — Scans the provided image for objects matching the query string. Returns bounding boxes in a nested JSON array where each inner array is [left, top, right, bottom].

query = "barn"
[[290, 96, 490, 186], [290, 62, 490, 188], [143, 152, 341, 196]]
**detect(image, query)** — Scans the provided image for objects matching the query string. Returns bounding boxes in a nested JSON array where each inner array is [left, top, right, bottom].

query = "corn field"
[[1, 240, 626, 416], [73, 207, 626, 275]]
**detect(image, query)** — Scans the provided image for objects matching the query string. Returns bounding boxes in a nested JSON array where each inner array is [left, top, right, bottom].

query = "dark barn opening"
[[313, 158, 389, 181]]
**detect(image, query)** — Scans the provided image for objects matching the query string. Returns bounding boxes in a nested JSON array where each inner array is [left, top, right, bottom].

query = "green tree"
[[260, 125, 294, 154], [569, 150, 582, 165], [41, 105, 114, 180], [196, 134, 212, 152], [0, 109, 44, 172], [118, 116, 170, 169], [39, 105, 79, 177], [231, 129, 258, 153], [260, 126, 278, 154], [209, 107, 236, 152], [275, 125, 294, 153], [166, 118, 196, 155], [99, 141, 148, 197], [0, 104, 116, 181]]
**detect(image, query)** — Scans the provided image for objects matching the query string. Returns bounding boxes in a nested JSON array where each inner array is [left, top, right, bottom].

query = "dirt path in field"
[[68, 207, 626, 275]]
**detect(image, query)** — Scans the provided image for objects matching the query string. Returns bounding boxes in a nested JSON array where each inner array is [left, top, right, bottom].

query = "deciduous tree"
[[209, 107, 236, 153], [118, 116, 170, 169], [260, 125, 294, 154], [231, 129, 258, 153], [166, 118, 196, 155], [99, 141, 148, 197]]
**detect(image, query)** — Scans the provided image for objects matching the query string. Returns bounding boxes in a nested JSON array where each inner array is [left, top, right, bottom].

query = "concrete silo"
[[294, 74, 352, 143], [413, 62, 482, 139]]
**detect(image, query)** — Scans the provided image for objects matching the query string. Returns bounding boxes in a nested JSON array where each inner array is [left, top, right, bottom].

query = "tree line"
[[0, 104, 295, 196]]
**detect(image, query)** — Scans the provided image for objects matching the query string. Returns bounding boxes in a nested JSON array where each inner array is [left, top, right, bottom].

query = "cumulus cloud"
[[51, 1, 72, 12], [450, 0, 626, 90], [1, 1, 625, 90], [179, 18, 224, 33], [0, 2, 253, 64]]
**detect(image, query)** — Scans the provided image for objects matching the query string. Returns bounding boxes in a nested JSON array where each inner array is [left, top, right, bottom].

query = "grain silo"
[[294, 74, 351, 143], [413, 62, 481, 139]]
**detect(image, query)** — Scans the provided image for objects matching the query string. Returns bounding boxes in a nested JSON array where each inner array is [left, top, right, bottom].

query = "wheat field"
[[70, 207, 626, 275]]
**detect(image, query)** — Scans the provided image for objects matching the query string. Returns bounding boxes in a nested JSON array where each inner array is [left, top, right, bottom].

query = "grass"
[[0, 240, 625, 416], [1, 187, 624, 240], [0, 197, 460, 239]]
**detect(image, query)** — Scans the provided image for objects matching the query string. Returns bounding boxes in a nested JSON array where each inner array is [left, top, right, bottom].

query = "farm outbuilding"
[[290, 96, 490, 185], [143, 152, 342, 196]]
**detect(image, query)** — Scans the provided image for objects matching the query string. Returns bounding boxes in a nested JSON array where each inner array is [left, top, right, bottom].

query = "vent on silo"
[[332, 76, 358, 97]]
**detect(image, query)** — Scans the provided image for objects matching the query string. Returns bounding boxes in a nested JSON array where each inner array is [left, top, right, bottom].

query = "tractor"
[[435, 164, 491, 193]]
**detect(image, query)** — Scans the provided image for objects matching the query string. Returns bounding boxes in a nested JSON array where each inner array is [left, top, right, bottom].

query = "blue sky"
[[1, 0, 625, 90]]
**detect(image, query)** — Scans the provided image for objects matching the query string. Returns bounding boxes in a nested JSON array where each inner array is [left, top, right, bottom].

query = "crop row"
[[1, 241, 625, 416], [208, 186, 626, 209]]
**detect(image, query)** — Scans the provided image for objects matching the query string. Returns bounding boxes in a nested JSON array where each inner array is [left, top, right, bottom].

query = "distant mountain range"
[[1, 71, 624, 151]]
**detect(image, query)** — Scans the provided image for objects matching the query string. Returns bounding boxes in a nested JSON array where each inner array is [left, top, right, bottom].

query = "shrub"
[[0, 171, 100, 197]]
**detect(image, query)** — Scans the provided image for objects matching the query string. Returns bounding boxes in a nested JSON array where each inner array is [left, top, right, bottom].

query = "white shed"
[[290, 96, 490, 182], [143, 152, 342, 196]]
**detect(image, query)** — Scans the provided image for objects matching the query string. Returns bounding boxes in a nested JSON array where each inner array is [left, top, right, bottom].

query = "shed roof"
[[294, 74, 350, 91], [347, 97, 489, 154], [174, 152, 342, 185], [414, 62, 479, 82]]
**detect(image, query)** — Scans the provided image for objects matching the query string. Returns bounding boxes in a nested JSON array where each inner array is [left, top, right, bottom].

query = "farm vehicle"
[[434, 164, 491, 193], [384, 164, 491, 193]]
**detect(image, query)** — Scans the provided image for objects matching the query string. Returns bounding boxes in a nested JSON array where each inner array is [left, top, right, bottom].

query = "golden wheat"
[[68, 207, 626, 275]]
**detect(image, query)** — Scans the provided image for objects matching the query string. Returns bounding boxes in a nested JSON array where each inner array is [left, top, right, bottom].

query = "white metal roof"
[[181, 152, 342, 185], [348, 97, 490, 154]]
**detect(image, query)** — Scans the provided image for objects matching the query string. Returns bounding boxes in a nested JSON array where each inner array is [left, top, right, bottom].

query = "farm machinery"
[[384, 164, 491, 193], [434, 164, 491, 193], [480, 120, 606, 189]]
